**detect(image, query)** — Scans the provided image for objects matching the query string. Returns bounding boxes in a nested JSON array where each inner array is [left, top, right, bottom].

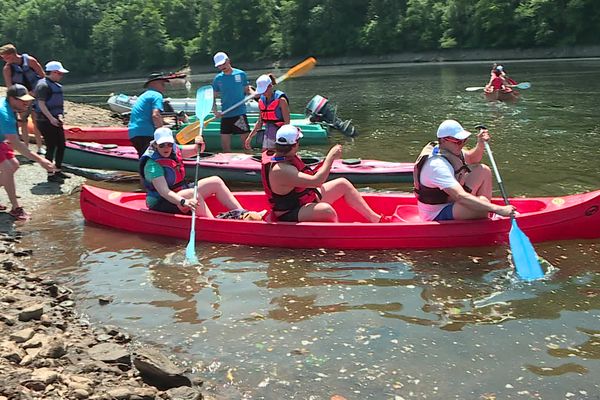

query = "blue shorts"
[[434, 204, 454, 221]]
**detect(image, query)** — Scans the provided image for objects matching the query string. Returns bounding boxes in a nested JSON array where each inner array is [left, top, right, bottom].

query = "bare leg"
[[19, 119, 30, 148], [452, 196, 491, 220], [221, 134, 232, 153], [180, 176, 242, 218], [463, 164, 493, 199], [0, 158, 21, 209], [239, 132, 249, 152], [319, 178, 380, 222], [297, 202, 338, 222]]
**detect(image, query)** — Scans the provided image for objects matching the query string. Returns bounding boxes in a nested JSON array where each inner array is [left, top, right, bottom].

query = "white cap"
[[255, 74, 272, 95], [153, 127, 175, 145], [496, 65, 504, 71], [275, 124, 303, 145], [213, 52, 229, 67], [436, 119, 472, 140], [45, 61, 69, 73]]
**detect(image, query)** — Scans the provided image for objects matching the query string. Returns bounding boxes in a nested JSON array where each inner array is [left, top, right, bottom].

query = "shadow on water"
[[27, 59, 600, 398]]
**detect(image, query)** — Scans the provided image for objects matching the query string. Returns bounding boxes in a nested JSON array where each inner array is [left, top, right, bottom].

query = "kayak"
[[64, 141, 413, 184], [107, 93, 260, 115], [64, 114, 328, 151], [484, 88, 520, 102], [80, 185, 600, 250]]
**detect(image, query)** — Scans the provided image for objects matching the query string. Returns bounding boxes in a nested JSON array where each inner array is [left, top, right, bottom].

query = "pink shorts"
[[0, 142, 15, 163]]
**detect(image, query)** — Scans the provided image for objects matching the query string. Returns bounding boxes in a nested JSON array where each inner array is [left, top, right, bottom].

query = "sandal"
[[9, 207, 30, 221], [0, 204, 7, 211]]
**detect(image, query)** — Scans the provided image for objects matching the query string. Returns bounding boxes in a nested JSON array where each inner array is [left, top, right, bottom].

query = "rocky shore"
[[0, 89, 212, 399]]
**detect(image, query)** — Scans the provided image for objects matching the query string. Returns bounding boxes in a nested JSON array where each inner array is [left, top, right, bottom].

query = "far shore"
[[69, 45, 600, 85]]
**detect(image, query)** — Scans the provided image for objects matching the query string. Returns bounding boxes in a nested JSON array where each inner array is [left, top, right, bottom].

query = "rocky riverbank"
[[0, 89, 213, 399]]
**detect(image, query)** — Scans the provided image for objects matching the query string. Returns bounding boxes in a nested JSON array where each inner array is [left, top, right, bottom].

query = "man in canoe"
[[413, 119, 515, 221], [0, 84, 56, 220], [128, 73, 172, 157], [211, 51, 254, 153], [140, 127, 254, 218], [0, 43, 45, 154], [261, 124, 391, 223], [245, 74, 290, 151]]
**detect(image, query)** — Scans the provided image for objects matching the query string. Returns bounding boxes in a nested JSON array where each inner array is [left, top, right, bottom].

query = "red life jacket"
[[260, 150, 322, 216], [258, 90, 288, 127], [140, 145, 187, 196], [413, 142, 471, 204]]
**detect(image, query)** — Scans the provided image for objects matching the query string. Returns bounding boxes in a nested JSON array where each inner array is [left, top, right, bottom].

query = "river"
[[26, 59, 599, 399]]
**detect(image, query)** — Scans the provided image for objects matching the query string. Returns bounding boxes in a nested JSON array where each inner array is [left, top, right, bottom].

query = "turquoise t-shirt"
[[212, 68, 248, 117], [128, 89, 164, 139], [0, 98, 19, 142]]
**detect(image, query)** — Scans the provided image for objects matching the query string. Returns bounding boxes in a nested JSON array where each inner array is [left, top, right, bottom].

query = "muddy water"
[[27, 59, 600, 398]]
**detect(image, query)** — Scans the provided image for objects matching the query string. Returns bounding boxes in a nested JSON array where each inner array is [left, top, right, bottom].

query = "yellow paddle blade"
[[175, 121, 200, 144], [276, 57, 317, 84]]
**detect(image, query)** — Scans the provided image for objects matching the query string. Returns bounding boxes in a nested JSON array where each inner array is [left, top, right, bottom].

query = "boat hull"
[[64, 114, 328, 151], [107, 93, 259, 114], [80, 185, 600, 250], [484, 89, 520, 102], [64, 141, 413, 184]]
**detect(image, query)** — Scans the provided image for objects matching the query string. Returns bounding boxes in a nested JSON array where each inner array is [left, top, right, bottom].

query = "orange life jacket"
[[258, 90, 288, 127]]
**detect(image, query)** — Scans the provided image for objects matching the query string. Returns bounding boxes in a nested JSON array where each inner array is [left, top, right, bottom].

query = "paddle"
[[475, 125, 544, 281], [184, 85, 214, 264], [176, 57, 317, 144], [466, 82, 531, 92]]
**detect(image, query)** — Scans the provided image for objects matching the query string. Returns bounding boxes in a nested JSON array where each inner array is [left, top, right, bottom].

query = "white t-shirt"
[[417, 154, 460, 221]]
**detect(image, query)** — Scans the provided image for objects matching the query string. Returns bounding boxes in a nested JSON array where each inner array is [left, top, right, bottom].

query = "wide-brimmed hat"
[[436, 119, 472, 140], [144, 73, 170, 87]]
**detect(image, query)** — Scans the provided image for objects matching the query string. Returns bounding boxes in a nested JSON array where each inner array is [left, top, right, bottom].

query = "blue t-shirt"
[[212, 68, 248, 118], [0, 98, 19, 142], [128, 89, 164, 139]]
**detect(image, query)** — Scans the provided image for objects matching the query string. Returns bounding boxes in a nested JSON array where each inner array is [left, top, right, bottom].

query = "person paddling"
[[245, 74, 290, 150], [140, 127, 254, 218], [261, 124, 391, 223], [413, 119, 515, 221]]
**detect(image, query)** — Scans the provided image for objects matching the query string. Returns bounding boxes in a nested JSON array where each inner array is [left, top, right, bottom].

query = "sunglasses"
[[444, 137, 468, 145], [158, 142, 174, 148]]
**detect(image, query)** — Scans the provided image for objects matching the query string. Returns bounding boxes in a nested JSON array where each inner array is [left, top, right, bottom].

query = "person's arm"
[[279, 98, 291, 124], [464, 129, 489, 164], [444, 184, 514, 216], [6, 135, 55, 171], [245, 116, 263, 149], [28, 56, 45, 80], [2, 64, 12, 87], [37, 100, 60, 127], [151, 175, 197, 211], [273, 144, 342, 188], [151, 108, 163, 129]]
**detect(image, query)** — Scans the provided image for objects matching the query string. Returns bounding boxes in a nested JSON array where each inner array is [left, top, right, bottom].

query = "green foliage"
[[0, 0, 598, 76]]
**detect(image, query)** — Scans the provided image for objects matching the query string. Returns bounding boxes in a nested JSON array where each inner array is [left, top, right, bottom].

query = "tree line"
[[1, 0, 599, 77]]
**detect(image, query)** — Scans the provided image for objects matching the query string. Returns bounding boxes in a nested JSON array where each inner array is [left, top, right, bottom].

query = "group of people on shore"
[[0, 43, 71, 220], [134, 52, 514, 224]]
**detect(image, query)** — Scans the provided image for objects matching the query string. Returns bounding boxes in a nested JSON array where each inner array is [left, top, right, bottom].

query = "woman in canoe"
[[261, 124, 392, 223], [140, 127, 254, 218], [245, 74, 290, 150]]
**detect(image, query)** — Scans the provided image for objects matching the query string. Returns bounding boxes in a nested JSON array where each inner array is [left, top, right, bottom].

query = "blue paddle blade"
[[509, 219, 544, 281], [516, 82, 531, 90], [195, 86, 214, 122], [185, 230, 199, 264]]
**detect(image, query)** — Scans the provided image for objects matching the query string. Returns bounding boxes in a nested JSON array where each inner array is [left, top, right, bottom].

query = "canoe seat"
[[393, 205, 422, 223]]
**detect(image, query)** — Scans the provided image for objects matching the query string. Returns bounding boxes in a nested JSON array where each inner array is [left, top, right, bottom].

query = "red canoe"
[[65, 126, 130, 146], [80, 185, 600, 250]]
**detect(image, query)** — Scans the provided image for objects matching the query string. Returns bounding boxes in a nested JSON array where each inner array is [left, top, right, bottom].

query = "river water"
[[26, 59, 599, 399]]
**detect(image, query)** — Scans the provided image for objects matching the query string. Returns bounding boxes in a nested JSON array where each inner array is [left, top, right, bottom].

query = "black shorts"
[[149, 197, 186, 214], [130, 136, 153, 157], [276, 206, 303, 222], [220, 115, 250, 135]]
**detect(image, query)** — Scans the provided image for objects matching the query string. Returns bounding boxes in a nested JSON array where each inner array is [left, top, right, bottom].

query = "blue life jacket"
[[34, 78, 64, 117], [140, 145, 187, 201], [10, 54, 42, 91]]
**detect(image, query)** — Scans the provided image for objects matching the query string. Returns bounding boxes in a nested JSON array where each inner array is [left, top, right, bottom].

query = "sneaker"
[[37, 148, 46, 155], [47, 173, 64, 183], [379, 214, 394, 223], [9, 207, 30, 221]]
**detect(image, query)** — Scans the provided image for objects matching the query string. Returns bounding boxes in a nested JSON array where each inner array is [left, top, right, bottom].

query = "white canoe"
[[107, 93, 259, 115]]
